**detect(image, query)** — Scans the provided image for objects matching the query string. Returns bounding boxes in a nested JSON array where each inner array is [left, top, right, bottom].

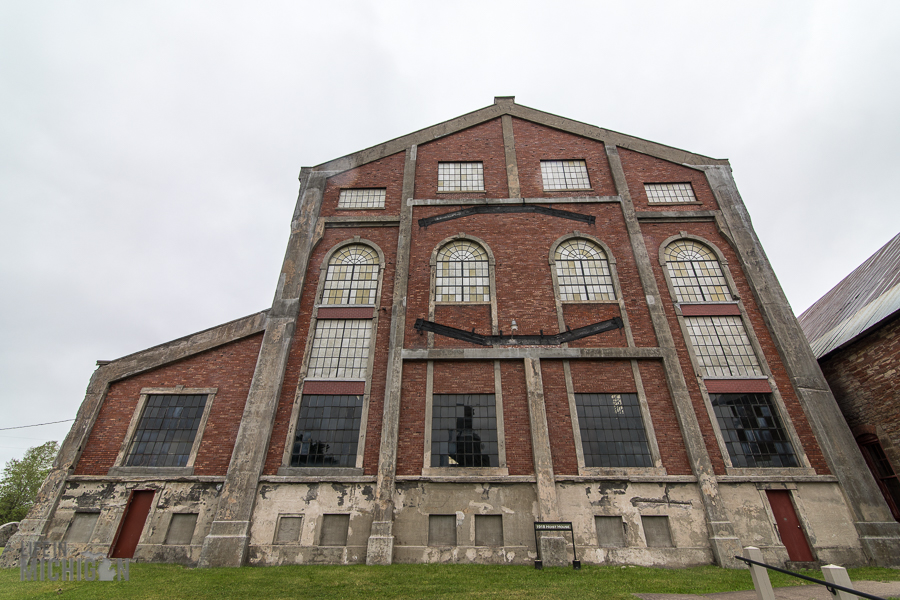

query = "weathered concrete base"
[[197, 529, 249, 568], [538, 535, 569, 567], [708, 535, 743, 569], [366, 521, 394, 565], [858, 526, 900, 567]]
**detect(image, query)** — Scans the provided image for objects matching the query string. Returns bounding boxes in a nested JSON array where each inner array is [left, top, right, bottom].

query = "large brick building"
[[5, 98, 900, 569], [799, 232, 900, 522]]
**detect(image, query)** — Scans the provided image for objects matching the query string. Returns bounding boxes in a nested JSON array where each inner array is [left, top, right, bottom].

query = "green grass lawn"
[[2, 562, 899, 600]]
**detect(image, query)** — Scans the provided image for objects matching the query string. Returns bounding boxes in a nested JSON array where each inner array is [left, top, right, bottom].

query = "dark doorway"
[[110, 489, 155, 558], [858, 436, 900, 522], [766, 490, 814, 562]]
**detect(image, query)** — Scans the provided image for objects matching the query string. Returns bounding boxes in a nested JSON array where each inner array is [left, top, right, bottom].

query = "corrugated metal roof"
[[798, 232, 900, 358]]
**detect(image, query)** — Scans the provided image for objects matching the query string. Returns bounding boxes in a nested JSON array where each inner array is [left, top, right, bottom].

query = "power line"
[[0, 419, 75, 431]]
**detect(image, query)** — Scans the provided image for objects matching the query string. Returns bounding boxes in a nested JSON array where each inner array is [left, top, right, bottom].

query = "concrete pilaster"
[[703, 165, 900, 566], [523, 357, 568, 567], [198, 170, 329, 568], [605, 145, 742, 569], [366, 145, 417, 565], [501, 114, 521, 198]]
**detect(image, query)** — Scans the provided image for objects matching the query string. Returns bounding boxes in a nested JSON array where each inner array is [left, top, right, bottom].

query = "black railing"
[[734, 555, 886, 600]]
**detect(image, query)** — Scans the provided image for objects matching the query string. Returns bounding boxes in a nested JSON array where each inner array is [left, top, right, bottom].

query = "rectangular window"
[[290, 394, 363, 467], [438, 162, 484, 192], [307, 320, 372, 379], [64, 512, 99, 543], [474, 515, 503, 546], [431, 394, 498, 467], [319, 514, 350, 546], [125, 394, 208, 467], [274, 515, 303, 544], [712, 393, 798, 468], [337, 188, 385, 209], [541, 160, 591, 190], [164, 513, 198, 545], [428, 515, 457, 546], [684, 316, 763, 378], [595, 516, 626, 547], [641, 515, 674, 547], [575, 394, 653, 468], [644, 182, 697, 203], [322, 262, 379, 305]]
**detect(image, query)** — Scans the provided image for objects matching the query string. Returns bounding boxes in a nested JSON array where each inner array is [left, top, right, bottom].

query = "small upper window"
[[435, 240, 490, 302], [554, 239, 615, 301], [307, 320, 372, 379], [664, 240, 730, 303], [438, 162, 484, 192], [338, 188, 385, 209], [125, 394, 208, 467], [645, 183, 697, 203], [541, 160, 591, 190], [322, 244, 379, 305]]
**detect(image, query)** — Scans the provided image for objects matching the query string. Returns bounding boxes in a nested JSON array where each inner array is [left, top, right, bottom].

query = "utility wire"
[[0, 419, 75, 431]]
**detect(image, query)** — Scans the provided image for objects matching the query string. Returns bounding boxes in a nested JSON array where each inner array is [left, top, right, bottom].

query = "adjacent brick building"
[[799, 232, 900, 522], [5, 98, 900, 569]]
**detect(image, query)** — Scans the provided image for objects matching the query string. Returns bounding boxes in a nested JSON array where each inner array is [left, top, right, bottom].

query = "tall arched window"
[[664, 240, 730, 302], [554, 239, 615, 301], [321, 244, 379, 305], [435, 240, 490, 302]]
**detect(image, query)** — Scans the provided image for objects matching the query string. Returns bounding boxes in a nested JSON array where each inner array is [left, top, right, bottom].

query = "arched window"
[[321, 244, 379, 305], [554, 239, 615, 301], [664, 240, 730, 303], [435, 240, 490, 302]]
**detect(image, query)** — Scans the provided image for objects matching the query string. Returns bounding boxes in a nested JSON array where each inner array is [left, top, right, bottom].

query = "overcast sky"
[[2, 1, 898, 467]]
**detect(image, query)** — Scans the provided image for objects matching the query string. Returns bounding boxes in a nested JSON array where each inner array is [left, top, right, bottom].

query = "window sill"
[[720, 467, 819, 478], [335, 206, 386, 211], [436, 190, 486, 194], [422, 467, 509, 477], [276, 466, 364, 477], [578, 467, 667, 477], [647, 201, 703, 206], [107, 466, 194, 477], [542, 188, 594, 193]]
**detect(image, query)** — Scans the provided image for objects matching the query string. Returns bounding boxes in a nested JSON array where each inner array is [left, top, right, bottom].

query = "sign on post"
[[533, 521, 580, 570]]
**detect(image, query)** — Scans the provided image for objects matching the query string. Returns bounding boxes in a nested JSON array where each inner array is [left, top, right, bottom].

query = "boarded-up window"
[[274, 515, 303, 544], [595, 516, 626, 547], [164, 513, 198, 545], [428, 515, 457, 546], [64, 512, 99, 543], [319, 514, 350, 546], [642, 516, 673, 547], [474, 515, 503, 546]]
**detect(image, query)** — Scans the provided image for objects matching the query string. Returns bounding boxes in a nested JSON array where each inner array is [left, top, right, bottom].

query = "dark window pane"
[[711, 393, 798, 468], [290, 395, 363, 467], [125, 394, 208, 467], [431, 394, 499, 468], [575, 394, 653, 468]]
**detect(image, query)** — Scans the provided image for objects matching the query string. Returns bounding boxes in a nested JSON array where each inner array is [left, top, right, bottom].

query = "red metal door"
[[110, 490, 155, 558], [766, 490, 814, 562]]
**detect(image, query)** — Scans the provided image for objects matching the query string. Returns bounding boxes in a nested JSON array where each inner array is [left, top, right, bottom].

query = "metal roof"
[[798, 232, 900, 358]]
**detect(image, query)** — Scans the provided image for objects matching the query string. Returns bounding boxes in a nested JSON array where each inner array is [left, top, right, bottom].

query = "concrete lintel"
[[395, 475, 537, 483], [401, 347, 662, 361], [324, 216, 401, 228], [716, 474, 839, 484], [65, 475, 227, 483], [555, 475, 698, 483], [409, 196, 619, 206]]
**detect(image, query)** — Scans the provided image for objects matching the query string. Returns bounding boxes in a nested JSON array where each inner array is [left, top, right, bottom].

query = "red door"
[[766, 490, 814, 562], [110, 490, 155, 558]]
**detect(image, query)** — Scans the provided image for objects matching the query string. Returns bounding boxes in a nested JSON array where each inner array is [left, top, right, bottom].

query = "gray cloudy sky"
[[2, 1, 898, 466]]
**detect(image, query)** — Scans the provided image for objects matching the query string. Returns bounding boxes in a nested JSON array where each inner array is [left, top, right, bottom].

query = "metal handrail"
[[734, 555, 886, 600]]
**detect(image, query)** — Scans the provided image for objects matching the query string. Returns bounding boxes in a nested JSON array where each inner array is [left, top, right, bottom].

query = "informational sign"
[[533, 521, 580, 570]]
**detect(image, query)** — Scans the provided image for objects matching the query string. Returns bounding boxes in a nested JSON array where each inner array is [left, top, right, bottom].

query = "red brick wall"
[[320, 152, 406, 217], [262, 226, 398, 476], [414, 119, 509, 200], [74, 333, 264, 476], [511, 119, 617, 198], [641, 221, 829, 474], [562, 303, 627, 348], [396, 361, 426, 476], [541, 360, 578, 475], [820, 315, 900, 451], [404, 204, 657, 348], [432, 304, 492, 348], [638, 360, 693, 475], [500, 361, 535, 475], [618, 148, 719, 212]]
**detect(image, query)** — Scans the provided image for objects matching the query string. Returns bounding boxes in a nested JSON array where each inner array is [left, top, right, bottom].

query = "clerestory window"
[[664, 240, 730, 303], [435, 240, 490, 302], [541, 160, 591, 190], [321, 244, 380, 305], [683, 316, 763, 378], [438, 162, 484, 192], [554, 239, 616, 301]]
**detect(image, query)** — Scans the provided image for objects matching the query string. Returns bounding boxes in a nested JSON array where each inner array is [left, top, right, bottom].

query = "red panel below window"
[[704, 379, 771, 394], [680, 304, 742, 316], [316, 307, 375, 319], [302, 380, 366, 395]]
